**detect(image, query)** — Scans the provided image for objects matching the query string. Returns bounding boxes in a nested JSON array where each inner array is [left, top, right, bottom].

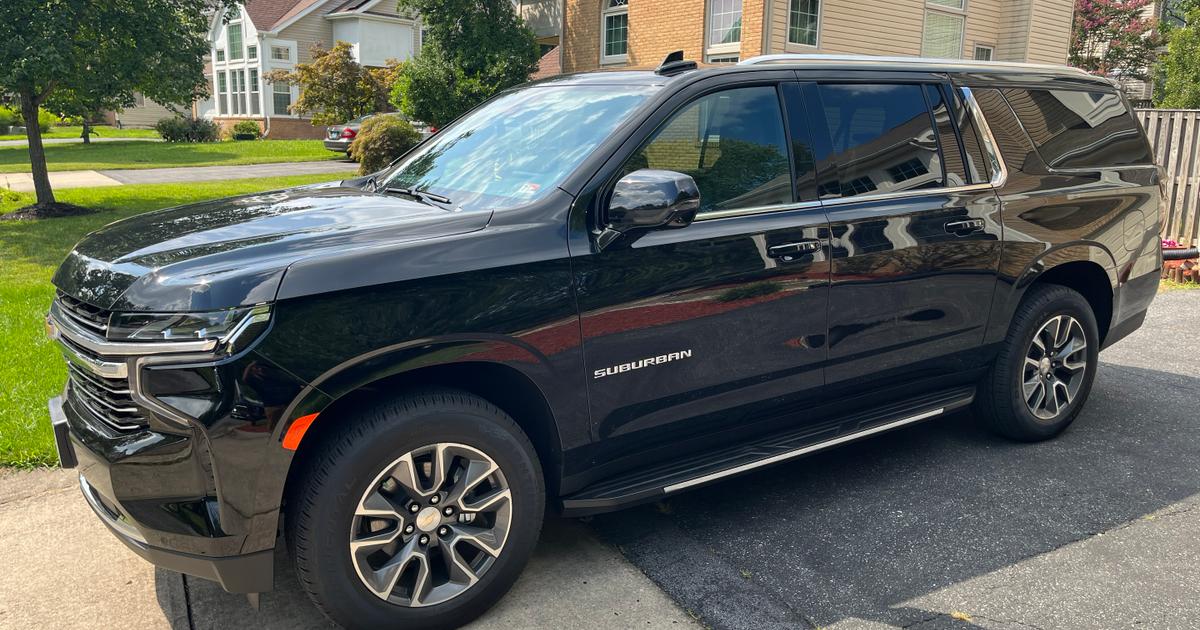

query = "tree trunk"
[[21, 92, 55, 206], [81, 119, 92, 144]]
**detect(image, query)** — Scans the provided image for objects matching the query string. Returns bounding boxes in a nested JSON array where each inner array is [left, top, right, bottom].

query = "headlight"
[[107, 305, 271, 351]]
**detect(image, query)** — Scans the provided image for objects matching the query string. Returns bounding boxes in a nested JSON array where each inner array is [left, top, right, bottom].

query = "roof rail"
[[656, 51, 698, 76], [737, 53, 1094, 78]]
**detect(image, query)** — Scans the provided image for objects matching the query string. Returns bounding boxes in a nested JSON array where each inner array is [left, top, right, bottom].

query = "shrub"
[[37, 110, 57, 132], [155, 116, 220, 142], [348, 115, 421, 174], [56, 115, 84, 126], [0, 107, 14, 128], [231, 120, 262, 140]]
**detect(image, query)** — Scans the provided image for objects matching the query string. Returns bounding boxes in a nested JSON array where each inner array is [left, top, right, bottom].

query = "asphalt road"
[[592, 289, 1200, 629]]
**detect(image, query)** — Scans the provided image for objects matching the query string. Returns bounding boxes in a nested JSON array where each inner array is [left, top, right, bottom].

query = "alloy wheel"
[[349, 443, 512, 607], [1022, 314, 1088, 420]]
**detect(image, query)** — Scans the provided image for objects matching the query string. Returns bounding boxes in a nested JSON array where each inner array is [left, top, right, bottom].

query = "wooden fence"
[[1136, 109, 1200, 246]]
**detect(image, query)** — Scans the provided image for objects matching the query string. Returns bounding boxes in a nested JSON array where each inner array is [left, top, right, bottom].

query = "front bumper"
[[52, 393, 277, 592]]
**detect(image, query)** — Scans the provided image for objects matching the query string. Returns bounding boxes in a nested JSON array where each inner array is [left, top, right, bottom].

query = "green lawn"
[[0, 173, 345, 468], [0, 125, 160, 142], [0, 139, 336, 173]]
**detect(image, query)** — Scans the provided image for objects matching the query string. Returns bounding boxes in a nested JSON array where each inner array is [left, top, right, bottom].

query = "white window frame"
[[600, 0, 629, 65], [270, 44, 293, 62], [921, 0, 967, 59], [973, 44, 994, 61], [215, 48, 226, 62], [248, 45, 258, 60], [785, 0, 821, 49], [249, 68, 261, 116], [272, 81, 296, 117], [706, 0, 743, 56], [706, 54, 740, 64], [216, 71, 229, 116], [227, 21, 245, 61]]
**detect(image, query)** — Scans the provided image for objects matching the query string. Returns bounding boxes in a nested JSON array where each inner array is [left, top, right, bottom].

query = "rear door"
[[805, 77, 1004, 394], [571, 76, 832, 468]]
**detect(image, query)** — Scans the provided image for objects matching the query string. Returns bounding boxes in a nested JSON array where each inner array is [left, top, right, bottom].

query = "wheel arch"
[[1010, 243, 1117, 343]]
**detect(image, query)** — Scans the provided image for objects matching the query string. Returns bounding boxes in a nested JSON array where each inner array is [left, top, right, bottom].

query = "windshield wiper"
[[380, 186, 452, 205]]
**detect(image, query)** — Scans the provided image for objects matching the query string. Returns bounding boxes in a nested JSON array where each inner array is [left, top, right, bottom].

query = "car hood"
[[52, 182, 492, 311]]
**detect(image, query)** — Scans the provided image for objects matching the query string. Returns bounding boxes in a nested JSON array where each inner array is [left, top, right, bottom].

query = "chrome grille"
[[55, 290, 110, 334], [66, 363, 147, 431]]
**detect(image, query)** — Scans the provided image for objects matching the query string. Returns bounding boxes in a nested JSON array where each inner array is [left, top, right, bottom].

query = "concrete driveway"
[[2, 290, 1198, 629]]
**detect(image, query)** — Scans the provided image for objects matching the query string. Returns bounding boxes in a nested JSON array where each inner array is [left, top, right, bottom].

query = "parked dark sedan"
[[324, 113, 431, 154]]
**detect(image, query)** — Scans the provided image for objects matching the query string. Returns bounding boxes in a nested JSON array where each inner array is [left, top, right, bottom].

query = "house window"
[[922, 1, 965, 58], [601, 0, 628, 63], [273, 82, 293, 116], [707, 0, 743, 54], [788, 0, 819, 47], [707, 55, 740, 64], [216, 49, 225, 62], [973, 44, 994, 61], [249, 69, 260, 116], [231, 70, 245, 115], [228, 23, 244, 61], [271, 46, 290, 62], [217, 71, 228, 116], [248, 45, 258, 60]]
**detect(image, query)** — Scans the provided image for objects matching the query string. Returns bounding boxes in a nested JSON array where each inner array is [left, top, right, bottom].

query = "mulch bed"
[[0, 202, 95, 221]]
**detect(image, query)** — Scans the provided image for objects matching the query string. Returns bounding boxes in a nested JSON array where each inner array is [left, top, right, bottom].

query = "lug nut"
[[404, 524, 414, 534], [438, 526, 449, 537], [418, 534, 429, 546], [409, 503, 420, 514], [442, 506, 454, 517], [429, 495, 440, 505]]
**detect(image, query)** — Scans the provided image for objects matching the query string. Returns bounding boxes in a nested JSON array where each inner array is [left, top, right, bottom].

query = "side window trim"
[[959, 86, 1009, 187]]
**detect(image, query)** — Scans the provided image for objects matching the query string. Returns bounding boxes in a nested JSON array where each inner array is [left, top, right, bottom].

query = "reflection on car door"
[[806, 79, 1003, 394], [572, 80, 831, 469]]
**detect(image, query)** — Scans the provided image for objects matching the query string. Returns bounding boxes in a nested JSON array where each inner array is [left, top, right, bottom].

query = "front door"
[[806, 79, 1003, 394], [571, 79, 831, 471]]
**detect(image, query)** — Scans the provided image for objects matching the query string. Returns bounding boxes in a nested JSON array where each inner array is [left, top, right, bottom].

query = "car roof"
[[533, 54, 1114, 91]]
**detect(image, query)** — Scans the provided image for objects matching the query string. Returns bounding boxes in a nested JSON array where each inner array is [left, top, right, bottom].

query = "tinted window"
[[925, 84, 968, 187], [626, 86, 792, 213], [974, 88, 1039, 170], [816, 83, 943, 198], [382, 85, 654, 211], [1001, 88, 1151, 169], [955, 88, 993, 183]]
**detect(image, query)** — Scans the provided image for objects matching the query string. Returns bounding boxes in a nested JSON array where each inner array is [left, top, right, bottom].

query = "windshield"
[[380, 85, 655, 211]]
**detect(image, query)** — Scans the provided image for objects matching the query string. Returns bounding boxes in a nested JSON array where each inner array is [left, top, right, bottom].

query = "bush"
[[56, 115, 84, 127], [231, 120, 262, 140], [37, 110, 57, 132], [155, 116, 220, 142], [0, 107, 15, 128], [348, 115, 421, 174]]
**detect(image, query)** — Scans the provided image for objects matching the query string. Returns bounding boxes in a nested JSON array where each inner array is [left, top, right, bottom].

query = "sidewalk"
[[0, 161, 359, 193], [0, 467, 696, 630]]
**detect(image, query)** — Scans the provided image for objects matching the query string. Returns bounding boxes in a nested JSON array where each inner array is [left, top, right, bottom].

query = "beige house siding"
[[116, 96, 179, 128], [277, 12, 335, 64], [996, 0, 1032, 61], [1027, 0, 1073, 64], [965, 0, 1001, 57]]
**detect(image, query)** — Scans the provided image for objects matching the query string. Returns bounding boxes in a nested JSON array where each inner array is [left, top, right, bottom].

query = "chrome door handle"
[[767, 240, 822, 258], [945, 219, 985, 235]]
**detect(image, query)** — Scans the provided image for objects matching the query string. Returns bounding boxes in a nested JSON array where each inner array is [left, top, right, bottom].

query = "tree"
[[264, 41, 399, 126], [1159, 5, 1200, 107], [1070, 0, 1160, 80], [390, 0, 540, 127], [0, 0, 226, 215]]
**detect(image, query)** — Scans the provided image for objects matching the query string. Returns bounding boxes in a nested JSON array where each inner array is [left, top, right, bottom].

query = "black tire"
[[976, 284, 1100, 442], [286, 389, 544, 630]]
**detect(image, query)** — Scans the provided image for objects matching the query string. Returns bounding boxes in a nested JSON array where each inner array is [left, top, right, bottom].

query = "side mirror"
[[600, 169, 700, 247]]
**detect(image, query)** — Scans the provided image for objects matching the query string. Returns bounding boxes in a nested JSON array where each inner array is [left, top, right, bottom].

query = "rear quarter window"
[[1000, 88, 1151, 169]]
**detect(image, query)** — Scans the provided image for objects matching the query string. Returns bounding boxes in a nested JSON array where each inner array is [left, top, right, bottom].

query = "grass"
[[0, 125, 160, 142], [1159, 278, 1200, 293], [0, 139, 336, 173], [0, 173, 345, 468]]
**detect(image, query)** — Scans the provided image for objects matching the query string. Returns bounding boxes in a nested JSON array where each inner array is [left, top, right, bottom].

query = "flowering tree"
[[1069, 0, 1160, 80], [265, 41, 398, 126]]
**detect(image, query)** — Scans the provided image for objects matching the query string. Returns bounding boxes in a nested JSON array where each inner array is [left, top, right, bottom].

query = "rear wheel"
[[976, 284, 1100, 441], [287, 390, 544, 630]]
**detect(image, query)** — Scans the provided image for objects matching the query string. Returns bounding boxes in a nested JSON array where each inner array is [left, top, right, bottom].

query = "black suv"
[[47, 54, 1161, 629]]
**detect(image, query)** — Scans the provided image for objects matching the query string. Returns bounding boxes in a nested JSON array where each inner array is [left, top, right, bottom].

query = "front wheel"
[[976, 284, 1100, 441], [287, 390, 544, 630]]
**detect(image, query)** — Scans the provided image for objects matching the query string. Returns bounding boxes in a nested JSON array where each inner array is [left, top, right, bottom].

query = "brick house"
[[562, 0, 1076, 74]]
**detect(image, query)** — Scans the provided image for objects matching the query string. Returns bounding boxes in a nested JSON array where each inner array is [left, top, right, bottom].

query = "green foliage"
[[36, 110, 56, 133], [1070, 0, 1160, 80], [0, 0, 237, 206], [390, 0, 540, 126], [155, 116, 220, 143], [266, 41, 398, 126], [231, 120, 263, 140], [0, 107, 14, 128], [349, 115, 421, 174], [1159, 5, 1200, 107]]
